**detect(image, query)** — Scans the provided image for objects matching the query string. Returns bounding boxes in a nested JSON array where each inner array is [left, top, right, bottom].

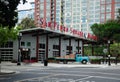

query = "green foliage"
[[84, 45, 106, 56], [91, 23, 105, 43], [18, 17, 36, 29], [110, 42, 120, 56], [90, 8, 120, 56], [0, 26, 18, 46], [90, 58, 101, 64], [0, 0, 27, 29], [91, 19, 120, 43], [94, 45, 105, 56], [84, 45, 92, 56]]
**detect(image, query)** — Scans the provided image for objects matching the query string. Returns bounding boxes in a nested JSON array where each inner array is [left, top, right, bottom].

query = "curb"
[[30, 63, 109, 68], [0, 70, 18, 76]]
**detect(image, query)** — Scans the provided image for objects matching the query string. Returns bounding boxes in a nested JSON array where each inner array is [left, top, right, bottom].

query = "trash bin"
[[44, 60, 48, 66]]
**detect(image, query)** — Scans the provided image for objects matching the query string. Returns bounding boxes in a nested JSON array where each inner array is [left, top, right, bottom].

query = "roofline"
[[20, 27, 97, 43]]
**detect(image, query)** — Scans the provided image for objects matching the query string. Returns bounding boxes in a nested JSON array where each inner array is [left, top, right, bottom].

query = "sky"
[[17, 0, 34, 10]]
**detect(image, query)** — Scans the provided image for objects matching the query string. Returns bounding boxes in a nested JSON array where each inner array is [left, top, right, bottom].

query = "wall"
[[20, 34, 36, 57]]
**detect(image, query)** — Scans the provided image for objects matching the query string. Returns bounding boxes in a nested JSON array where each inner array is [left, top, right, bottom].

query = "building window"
[[21, 42, 25, 46], [39, 43, 45, 49], [53, 45, 59, 50], [76, 47, 81, 50], [53, 45, 60, 57], [0, 41, 13, 48], [115, 0, 120, 2], [27, 42, 31, 46], [0, 49, 13, 61], [53, 51, 59, 57], [66, 46, 72, 55]]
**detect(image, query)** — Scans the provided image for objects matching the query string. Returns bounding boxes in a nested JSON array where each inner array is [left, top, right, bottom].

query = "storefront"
[[19, 27, 97, 62], [0, 27, 97, 62]]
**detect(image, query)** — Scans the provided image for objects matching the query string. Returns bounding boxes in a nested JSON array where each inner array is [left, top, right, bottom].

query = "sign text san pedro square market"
[[39, 20, 97, 41]]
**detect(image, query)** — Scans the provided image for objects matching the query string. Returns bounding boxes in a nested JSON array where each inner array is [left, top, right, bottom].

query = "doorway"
[[21, 48, 30, 62]]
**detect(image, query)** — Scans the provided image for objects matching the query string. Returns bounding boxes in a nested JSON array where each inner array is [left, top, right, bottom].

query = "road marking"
[[45, 69, 120, 76], [41, 71, 120, 81], [94, 76, 120, 81], [0, 77, 11, 80], [14, 74, 59, 82], [72, 76, 93, 81], [14, 72, 120, 82]]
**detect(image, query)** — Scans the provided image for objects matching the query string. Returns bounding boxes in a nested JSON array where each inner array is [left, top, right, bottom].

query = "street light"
[[108, 40, 110, 55], [17, 32, 22, 66], [108, 40, 111, 66]]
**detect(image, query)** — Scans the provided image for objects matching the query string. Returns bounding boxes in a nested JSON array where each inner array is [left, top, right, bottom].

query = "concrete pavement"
[[0, 62, 120, 75]]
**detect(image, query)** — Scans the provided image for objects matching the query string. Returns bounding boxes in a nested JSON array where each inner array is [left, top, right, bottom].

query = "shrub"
[[90, 58, 101, 64]]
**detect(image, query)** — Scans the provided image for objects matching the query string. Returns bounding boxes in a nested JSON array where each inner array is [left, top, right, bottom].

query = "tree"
[[18, 17, 36, 29], [0, 25, 18, 71], [91, 19, 120, 43], [91, 19, 120, 57], [0, 0, 26, 29], [0, 26, 18, 46]]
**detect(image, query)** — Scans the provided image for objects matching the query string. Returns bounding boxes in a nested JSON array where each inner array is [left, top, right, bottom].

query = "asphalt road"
[[0, 64, 120, 82]]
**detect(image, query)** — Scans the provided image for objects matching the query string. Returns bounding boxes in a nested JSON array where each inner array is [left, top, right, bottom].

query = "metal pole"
[[17, 37, 21, 65], [17, 33, 22, 66], [108, 40, 111, 66], [108, 55, 111, 66], [108, 40, 110, 56]]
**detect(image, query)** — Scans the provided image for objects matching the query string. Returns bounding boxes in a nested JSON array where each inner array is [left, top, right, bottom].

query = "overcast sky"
[[17, 0, 34, 10]]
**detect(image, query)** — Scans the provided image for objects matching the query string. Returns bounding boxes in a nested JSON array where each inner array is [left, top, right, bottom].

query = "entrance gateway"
[[19, 27, 97, 62]]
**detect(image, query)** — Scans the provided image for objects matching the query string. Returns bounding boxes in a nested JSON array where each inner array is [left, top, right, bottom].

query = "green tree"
[[0, 25, 18, 67], [18, 17, 36, 29], [0, 26, 18, 46], [91, 19, 120, 43], [0, 0, 26, 29], [91, 23, 105, 43], [91, 19, 120, 56]]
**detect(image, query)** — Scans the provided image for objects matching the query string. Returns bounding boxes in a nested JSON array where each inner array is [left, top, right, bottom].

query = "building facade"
[[100, 0, 120, 23], [2, 0, 120, 62], [0, 28, 87, 62]]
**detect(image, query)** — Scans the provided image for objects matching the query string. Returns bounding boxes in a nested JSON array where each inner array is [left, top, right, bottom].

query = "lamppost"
[[108, 40, 111, 66], [108, 40, 110, 55], [17, 32, 22, 66]]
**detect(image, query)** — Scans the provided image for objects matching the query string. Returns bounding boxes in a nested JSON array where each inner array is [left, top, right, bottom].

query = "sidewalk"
[[30, 62, 119, 68], [0, 62, 120, 75]]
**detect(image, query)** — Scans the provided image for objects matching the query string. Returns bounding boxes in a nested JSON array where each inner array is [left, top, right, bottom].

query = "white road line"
[[94, 76, 120, 81], [46, 69, 120, 76], [14, 74, 59, 82], [14, 71, 120, 82], [73, 76, 93, 81], [0, 77, 11, 80]]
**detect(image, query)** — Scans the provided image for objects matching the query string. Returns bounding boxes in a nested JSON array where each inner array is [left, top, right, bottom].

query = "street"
[[0, 63, 120, 82]]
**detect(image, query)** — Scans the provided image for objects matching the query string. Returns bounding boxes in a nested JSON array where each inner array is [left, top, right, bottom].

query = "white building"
[[0, 27, 96, 62]]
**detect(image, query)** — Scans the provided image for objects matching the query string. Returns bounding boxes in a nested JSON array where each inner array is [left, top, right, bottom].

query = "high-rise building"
[[100, 0, 120, 23], [34, 0, 120, 34], [34, 0, 101, 34], [17, 0, 34, 24], [88, 0, 100, 31], [34, 0, 56, 28]]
